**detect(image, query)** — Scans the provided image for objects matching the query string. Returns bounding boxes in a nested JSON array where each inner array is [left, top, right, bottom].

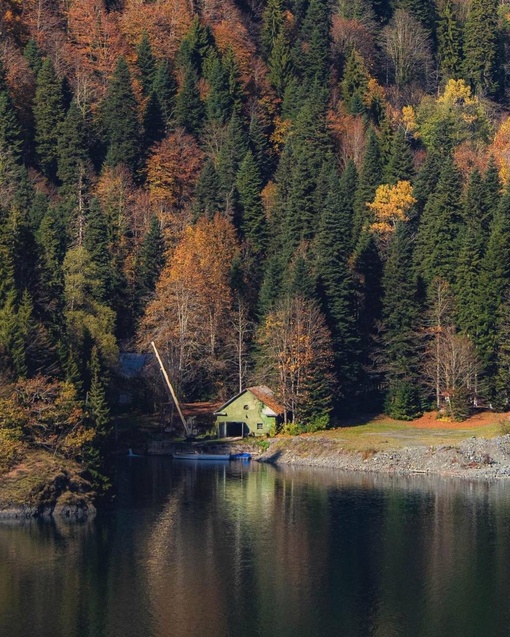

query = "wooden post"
[[151, 341, 190, 437]]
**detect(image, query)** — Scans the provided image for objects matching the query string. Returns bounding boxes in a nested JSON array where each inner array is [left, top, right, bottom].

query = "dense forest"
[[1, 0, 510, 477]]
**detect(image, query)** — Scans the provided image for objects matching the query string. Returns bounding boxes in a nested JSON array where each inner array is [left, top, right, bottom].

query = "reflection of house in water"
[[214, 386, 285, 437]]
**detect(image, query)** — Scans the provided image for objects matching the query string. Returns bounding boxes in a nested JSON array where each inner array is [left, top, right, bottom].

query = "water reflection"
[[2, 460, 510, 637]]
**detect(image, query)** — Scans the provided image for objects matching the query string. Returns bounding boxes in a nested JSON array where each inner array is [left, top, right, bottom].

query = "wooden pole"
[[151, 341, 190, 437]]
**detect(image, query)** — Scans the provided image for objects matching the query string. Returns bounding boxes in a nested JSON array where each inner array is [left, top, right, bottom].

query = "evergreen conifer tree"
[[385, 128, 414, 184], [341, 50, 370, 115], [236, 150, 266, 253], [204, 51, 232, 124], [136, 32, 156, 97], [217, 113, 248, 215], [100, 57, 141, 172], [152, 60, 177, 125], [135, 215, 165, 308], [84, 199, 114, 302], [23, 39, 43, 76], [463, 0, 502, 97], [193, 159, 222, 218], [143, 91, 166, 151], [174, 64, 204, 135], [57, 100, 89, 194], [380, 222, 422, 419], [414, 156, 462, 287], [352, 128, 382, 247], [33, 59, 65, 179], [261, 0, 285, 59], [437, 0, 463, 79]]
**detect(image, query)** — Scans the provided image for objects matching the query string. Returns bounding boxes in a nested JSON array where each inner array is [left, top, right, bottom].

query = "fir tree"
[[296, 0, 330, 87], [463, 0, 502, 98], [385, 128, 414, 185], [380, 223, 422, 420], [204, 51, 232, 124], [57, 100, 89, 194], [0, 62, 21, 163], [217, 113, 249, 215], [33, 59, 65, 179], [100, 57, 141, 172], [236, 150, 266, 253], [268, 28, 294, 97], [193, 159, 222, 218], [414, 156, 462, 287], [135, 215, 165, 308], [152, 60, 177, 125], [136, 32, 156, 97], [437, 0, 463, 79], [341, 49, 370, 115], [84, 198, 114, 302], [261, 0, 285, 59], [174, 64, 204, 135], [177, 16, 214, 75], [315, 161, 360, 401], [352, 127, 382, 247], [142, 91, 166, 151], [23, 39, 43, 76]]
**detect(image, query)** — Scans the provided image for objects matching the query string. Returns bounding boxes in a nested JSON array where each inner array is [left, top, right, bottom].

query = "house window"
[[244, 405, 250, 410], [257, 423, 263, 430]]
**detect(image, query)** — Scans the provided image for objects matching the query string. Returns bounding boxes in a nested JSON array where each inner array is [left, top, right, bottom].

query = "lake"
[[1, 458, 510, 637]]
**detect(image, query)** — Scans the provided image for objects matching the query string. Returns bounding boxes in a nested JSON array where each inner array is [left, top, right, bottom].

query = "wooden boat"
[[172, 452, 251, 461]]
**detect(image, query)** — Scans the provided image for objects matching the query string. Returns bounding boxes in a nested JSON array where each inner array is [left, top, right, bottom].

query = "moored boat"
[[172, 452, 251, 461]]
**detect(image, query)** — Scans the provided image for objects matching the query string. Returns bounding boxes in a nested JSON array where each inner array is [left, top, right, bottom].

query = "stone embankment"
[[258, 434, 510, 479]]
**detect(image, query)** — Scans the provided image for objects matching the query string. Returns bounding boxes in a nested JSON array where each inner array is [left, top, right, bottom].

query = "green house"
[[214, 386, 285, 437]]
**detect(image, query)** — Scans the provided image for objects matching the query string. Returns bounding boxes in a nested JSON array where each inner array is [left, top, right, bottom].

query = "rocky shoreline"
[[257, 434, 510, 480]]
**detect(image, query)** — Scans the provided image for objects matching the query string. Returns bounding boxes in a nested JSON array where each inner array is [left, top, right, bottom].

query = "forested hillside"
[[1, 0, 510, 462]]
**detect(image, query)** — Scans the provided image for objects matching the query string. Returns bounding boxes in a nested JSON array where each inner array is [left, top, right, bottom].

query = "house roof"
[[118, 353, 148, 378], [213, 385, 285, 416]]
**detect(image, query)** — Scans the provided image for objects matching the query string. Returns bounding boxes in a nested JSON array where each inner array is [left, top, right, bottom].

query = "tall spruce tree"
[[236, 150, 266, 253], [135, 215, 165, 314], [463, 0, 502, 98], [152, 60, 177, 125], [352, 127, 382, 247], [385, 128, 414, 184], [380, 222, 422, 419], [136, 33, 157, 97], [414, 156, 462, 287], [437, 0, 463, 79], [194, 159, 222, 218], [315, 161, 360, 403], [57, 100, 89, 195], [174, 64, 204, 135], [33, 59, 65, 179], [100, 57, 141, 172]]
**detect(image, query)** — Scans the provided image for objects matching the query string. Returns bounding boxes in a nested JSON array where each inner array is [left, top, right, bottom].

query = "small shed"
[[214, 386, 285, 437]]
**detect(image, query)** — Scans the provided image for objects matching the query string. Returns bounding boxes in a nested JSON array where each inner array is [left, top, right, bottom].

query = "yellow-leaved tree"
[[367, 180, 416, 248]]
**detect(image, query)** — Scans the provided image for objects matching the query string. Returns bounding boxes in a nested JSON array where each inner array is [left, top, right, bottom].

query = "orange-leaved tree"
[[139, 213, 239, 398]]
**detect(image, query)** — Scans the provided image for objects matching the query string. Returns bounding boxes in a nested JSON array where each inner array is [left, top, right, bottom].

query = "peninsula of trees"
[[1, 0, 510, 481]]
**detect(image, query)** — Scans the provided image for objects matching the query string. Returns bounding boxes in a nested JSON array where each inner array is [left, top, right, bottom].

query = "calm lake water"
[[2, 458, 510, 637]]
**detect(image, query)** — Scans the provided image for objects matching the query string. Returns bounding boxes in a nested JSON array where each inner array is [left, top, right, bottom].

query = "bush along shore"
[[257, 434, 510, 480], [0, 452, 96, 520]]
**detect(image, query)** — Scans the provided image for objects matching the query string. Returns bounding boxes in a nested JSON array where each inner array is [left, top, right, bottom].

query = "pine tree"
[[136, 32, 156, 97], [380, 223, 422, 419], [236, 150, 266, 253], [84, 198, 114, 302], [414, 156, 462, 287], [0, 62, 21, 163], [478, 189, 510, 392], [268, 28, 294, 97], [249, 111, 272, 180], [174, 64, 204, 135], [177, 16, 214, 75], [352, 127, 382, 247], [135, 216, 165, 309], [385, 128, 414, 184], [193, 159, 222, 218], [152, 59, 177, 125], [57, 100, 89, 194], [217, 113, 248, 215], [463, 0, 502, 98], [341, 49, 370, 115], [142, 91, 166, 151], [204, 51, 232, 124], [437, 0, 463, 79], [295, 0, 330, 87], [33, 59, 65, 179], [261, 0, 285, 59], [412, 151, 443, 215], [100, 57, 141, 172], [315, 161, 360, 401], [23, 39, 43, 76]]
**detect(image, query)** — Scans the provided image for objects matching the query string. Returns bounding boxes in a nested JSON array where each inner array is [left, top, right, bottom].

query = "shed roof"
[[214, 385, 285, 416]]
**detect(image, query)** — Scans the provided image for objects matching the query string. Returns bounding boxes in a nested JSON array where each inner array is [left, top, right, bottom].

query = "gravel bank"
[[258, 434, 510, 480]]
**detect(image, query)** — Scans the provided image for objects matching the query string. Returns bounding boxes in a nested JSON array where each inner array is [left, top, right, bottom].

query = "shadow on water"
[[2, 458, 510, 637]]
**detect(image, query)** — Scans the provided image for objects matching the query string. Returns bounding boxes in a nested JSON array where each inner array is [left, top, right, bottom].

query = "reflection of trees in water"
[[3, 466, 510, 636]]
